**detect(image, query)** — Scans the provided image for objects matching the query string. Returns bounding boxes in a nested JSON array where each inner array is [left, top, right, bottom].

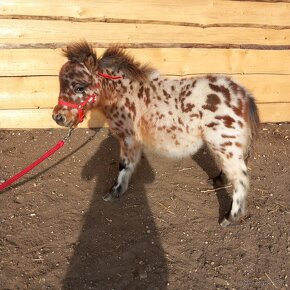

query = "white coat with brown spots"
[[53, 42, 260, 226]]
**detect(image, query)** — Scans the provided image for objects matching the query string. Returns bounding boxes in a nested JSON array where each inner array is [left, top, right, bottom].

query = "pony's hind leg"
[[220, 157, 249, 227], [206, 140, 250, 226]]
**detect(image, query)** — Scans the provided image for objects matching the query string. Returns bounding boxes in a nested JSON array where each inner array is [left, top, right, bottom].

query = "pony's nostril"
[[55, 114, 65, 124]]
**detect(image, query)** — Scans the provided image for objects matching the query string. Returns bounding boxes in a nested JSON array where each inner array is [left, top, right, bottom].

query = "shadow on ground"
[[192, 147, 233, 223], [62, 131, 169, 290]]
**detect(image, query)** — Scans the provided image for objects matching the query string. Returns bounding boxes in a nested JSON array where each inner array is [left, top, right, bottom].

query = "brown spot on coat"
[[185, 91, 191, 97], [202, 94, 221, 112], [181, 102, 195, 113], [233, 99, 244, 117], [191, 80, 197, 88], [238, 120, 244, 128], [207, 75, 217, 83], [144, 87, 151, 107], [138, 86, 144, 99], [163, 89, 171, 99], [215, 115, 235, 128], [221, 134, 236, 138], [150, 84, 157, 92], [206, 122, 219, 128], [178, 117, 184, 126], [125, 98, 136, 120], [179, 85, 195, 112], [209, 83, 231, 107], [221, 141, 233, 147], [229, 81, 246, 98]]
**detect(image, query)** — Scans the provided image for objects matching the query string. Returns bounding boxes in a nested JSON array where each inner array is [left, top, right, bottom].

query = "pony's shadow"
[[192, 147, 232, 223], [62, 130, 169, 290]]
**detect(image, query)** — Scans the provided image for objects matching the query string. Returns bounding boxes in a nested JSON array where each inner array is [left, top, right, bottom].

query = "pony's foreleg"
[[103, 136, 141, 201]]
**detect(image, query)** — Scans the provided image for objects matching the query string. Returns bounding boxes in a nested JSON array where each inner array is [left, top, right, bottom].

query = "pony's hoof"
[[220, 218, 231, 227], [103, 192, 119, 202]]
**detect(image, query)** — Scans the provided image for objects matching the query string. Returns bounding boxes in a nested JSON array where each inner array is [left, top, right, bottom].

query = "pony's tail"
[[247, 94, 260, 141], [244, 94, 260, 161]]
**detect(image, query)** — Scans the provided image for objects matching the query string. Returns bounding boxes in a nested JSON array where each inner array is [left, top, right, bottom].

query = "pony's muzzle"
[[53, 114, 66, 126]]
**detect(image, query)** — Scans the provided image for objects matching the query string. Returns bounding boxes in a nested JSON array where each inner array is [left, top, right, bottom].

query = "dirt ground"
[[0, 123, 289, 290]]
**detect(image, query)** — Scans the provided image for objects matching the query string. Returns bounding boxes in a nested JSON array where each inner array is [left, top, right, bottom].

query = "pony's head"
[[53, 41, 155, 127], [52, 42, 99, 127]]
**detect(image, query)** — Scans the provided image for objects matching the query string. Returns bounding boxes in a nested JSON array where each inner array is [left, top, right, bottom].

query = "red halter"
[[58, 72, 123, 123], [58, 93, 97, 123]]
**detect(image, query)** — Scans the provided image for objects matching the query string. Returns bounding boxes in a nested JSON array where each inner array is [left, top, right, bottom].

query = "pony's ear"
[[83, 55, 97, 73], [63, 41, 97, 72]]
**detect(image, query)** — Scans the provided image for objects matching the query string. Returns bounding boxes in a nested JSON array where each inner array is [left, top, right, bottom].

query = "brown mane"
[[63, 42, 97, 65], [63, 41, 154, 81], [99, 47, 154, 82]]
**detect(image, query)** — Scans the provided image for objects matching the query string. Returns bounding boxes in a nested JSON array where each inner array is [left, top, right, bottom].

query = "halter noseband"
[[58, 93, 97, 123], [58, 72, 123, 123]]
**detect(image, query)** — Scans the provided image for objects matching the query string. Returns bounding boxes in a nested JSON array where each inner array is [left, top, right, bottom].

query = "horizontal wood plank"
[[0, 76, 57, 109], [1, 75, 290, 109], [1, 0, 290, 26], [258, 103, 290, 123], [0, 108, 108, 129], [1, 48, 290, 77], [0, 103, 289, 129], [0, 20, 289, 47]]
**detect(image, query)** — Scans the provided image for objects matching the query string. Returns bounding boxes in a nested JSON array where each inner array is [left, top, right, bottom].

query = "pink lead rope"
[[0, 140, 65, 191]]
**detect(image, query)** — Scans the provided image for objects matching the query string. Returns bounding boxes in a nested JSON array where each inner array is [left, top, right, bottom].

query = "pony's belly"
[[142, 131, 203, 158]]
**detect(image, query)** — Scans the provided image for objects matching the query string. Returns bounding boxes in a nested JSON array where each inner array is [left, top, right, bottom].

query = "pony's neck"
[[96, 68, 125, 108]]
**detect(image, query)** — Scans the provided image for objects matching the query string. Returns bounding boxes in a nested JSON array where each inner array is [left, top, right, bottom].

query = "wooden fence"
[[0, 0, 290, 128]]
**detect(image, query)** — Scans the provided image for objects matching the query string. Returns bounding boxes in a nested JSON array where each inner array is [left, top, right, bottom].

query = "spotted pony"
[[52, 42, 260, 226]]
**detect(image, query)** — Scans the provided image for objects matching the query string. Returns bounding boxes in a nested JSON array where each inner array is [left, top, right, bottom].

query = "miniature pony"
[[52, 42, 260, 226]]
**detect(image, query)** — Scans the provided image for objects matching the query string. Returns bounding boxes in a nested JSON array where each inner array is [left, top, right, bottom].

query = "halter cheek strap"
[[58, 72, 123, 124]]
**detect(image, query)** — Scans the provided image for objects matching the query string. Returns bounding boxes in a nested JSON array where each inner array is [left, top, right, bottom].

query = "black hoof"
[[220, 207, 244, 227], [219, 204, 232, 227], [102, 191, 120, 202], [103, 183, 124, 202], [220, 217, 231, 227]]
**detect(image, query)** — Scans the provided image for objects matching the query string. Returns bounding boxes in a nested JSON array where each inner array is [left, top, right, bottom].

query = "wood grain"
[[1, 48, 290, 77], [1, 0, 290, 26], [0, 20, 289, 47]]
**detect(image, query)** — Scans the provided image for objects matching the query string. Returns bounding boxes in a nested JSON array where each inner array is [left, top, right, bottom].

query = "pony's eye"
[[75, 85, 86, 93]]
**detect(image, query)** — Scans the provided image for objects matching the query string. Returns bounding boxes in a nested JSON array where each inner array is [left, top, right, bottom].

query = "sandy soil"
[[0, 123, 289, 290]]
